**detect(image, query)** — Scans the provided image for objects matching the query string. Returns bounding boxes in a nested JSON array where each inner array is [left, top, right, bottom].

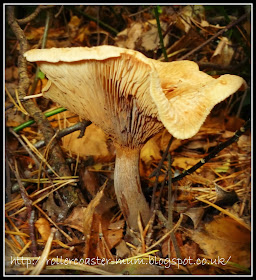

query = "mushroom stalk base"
[[114, 145, 151, 231]]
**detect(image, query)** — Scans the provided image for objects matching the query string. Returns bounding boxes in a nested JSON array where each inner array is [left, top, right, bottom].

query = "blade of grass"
[[154, 6, 168, 62], [13, 107, 67, 133]]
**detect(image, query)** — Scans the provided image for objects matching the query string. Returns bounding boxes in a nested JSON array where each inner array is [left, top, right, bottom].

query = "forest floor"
[[5, 5, 251, 276]]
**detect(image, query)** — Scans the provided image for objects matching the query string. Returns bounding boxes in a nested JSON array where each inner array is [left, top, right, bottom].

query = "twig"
[[166, 153, 182, 260], [23, 93, 43, 100], [128, 6, 152, 17], [16, 5, 53, 25], [146, 213, 183, 252], [154, 6, 168, 62], [10, 23, 30, 54], [30, 228, 56, 275], [10, 129, 42, 170], [13, 160, 38, 257], [166, 153, 173, 229], [149, 136, 173, 179], [77, 120, 92, 138], [33, 120, 92, 150], [150, 136, 173, 211], [236, 89, 248, 118], [149, 136, 173, 212], [5, 152, 13, 202], [172, 119, 251, 183], [54, 5, 64, 18], [154, 171, 168, 212], [146, 144, 173, 249], [178, 11, 250, 61], [7, 6, 81, 213]]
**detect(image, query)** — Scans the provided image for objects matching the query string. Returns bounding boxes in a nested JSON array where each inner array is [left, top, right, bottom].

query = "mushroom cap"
[[151, 60, 246, 139], [24, 46, 246, 142], [24, 45, 150, 63]]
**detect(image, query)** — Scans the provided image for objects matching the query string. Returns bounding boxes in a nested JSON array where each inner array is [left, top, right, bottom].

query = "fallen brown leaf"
[[191, 216, 251, 268], [63, 206, 86, 233], [83, 187, 123, 260], [62, 123, 112, 160], [211, 37, 234, 67]]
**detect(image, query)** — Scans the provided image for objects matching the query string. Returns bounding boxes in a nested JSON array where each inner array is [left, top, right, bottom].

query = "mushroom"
[[24, 45, 245, 231]]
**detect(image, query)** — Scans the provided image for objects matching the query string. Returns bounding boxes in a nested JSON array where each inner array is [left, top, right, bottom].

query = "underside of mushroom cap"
[[27, 49, 164, 148]]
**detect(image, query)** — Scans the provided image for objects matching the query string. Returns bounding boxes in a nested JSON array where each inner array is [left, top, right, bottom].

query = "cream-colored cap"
[[24, 46, 246, 143]]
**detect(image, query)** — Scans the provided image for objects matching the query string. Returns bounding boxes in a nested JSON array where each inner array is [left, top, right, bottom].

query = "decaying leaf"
[[211, 37, 234, 67], [175, 5, 205, 33], [34, 217, 51, 241], [191, 216, 251, 268], [115, 20, 169, 51], [83, 187, 123, 259], [237, 134, 251, 152], [183, 207, 205, 228], [63, 206, 86, 233], [61, 123, 112, 159], [162, 231, 199, 261], [172, 157, 201, 171], [83, 188, 109, 237], [165, 28, 206, 61], [140, 137, 162, 165], [68, 15, 82, 39], [214, 183, 239, 206], [80, 168, 101, 199], [5, 66, 19, 81], [141, 20, 169, 51], [115, 22, 143, 50], [115, 240, 131, 259], [5, 108, 25, 128]]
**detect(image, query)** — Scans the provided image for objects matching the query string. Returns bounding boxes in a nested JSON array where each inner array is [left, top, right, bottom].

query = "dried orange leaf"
[[35, 217, 51, 241], [62, 124, 111, 159], [140, 137, 162, 165]]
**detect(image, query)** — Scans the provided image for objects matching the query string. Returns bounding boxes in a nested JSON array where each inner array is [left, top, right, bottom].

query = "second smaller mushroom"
[[24, 45, 246, 231]]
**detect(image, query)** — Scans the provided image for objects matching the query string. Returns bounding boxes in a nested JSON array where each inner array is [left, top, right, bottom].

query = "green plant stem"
[[154, 6, 168, 62], [29, 10, 51, 96], [13, 107, 67, 133]]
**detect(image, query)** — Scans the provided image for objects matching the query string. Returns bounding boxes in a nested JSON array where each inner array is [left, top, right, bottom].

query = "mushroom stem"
[[114, 145, 151, 231]]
